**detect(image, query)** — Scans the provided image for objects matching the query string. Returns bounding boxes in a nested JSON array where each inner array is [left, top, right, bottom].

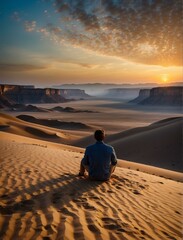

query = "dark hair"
[[94, 129, 105, 141]]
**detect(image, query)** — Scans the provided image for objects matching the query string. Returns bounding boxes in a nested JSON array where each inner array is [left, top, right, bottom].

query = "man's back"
[[82, 141, 117, 181]]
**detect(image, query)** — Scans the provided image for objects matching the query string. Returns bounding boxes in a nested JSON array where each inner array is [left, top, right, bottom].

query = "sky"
[[0, 0, 182, 87]]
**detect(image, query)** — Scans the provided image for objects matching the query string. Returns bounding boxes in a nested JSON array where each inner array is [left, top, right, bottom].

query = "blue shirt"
[[82, 141, 117, 181]]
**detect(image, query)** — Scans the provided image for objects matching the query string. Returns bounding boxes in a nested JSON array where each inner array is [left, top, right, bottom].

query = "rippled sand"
[[0, 130, 182, 240]]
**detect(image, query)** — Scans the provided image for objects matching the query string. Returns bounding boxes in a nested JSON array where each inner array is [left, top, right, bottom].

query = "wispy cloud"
[[0, 63, 47, 72], [77, 63, 97, 69], [52, 59, 99, 69]]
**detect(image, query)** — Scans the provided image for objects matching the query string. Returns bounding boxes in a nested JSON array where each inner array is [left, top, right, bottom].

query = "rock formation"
[[59, 89, 91, 99], [129, 86, 183, 106], [130, 89, 150, 103], [139, 87, 183, 106], [0, 84, 67, 105]]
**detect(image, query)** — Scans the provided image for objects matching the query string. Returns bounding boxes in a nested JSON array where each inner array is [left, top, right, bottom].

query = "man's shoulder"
[[103, 143, 113, 149], [86, 142, 114, 151], [86, 144, 96, 150]]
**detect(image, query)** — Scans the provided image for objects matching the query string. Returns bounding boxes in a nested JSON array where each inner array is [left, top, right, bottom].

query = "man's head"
[[94, 129, 105, 141]]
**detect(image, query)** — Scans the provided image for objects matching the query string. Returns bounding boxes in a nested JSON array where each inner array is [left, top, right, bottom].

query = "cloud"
[[0, 63, 47, 72], [54, 59, 99, 69], [45, 0, 182, 67], [77, 63, 97, 68], [56, 0, 100, 30], [24, 21, 36, 32]]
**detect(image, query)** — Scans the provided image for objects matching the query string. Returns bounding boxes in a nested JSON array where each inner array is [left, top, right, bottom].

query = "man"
[[79, 129, 117, 181]]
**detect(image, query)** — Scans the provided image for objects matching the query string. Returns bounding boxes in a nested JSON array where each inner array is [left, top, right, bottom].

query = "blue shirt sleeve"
[[111, 148, 117, 165], [82, 147, 89, 165]]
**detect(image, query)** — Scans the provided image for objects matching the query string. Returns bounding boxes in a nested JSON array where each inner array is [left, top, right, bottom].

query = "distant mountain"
[[101, 88, 140, 100], [53, 82, 183, 96], [53, 83, 158, 96]]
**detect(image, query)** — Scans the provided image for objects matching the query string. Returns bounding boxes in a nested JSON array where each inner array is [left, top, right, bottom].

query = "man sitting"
[[79, 129, 117, 181]]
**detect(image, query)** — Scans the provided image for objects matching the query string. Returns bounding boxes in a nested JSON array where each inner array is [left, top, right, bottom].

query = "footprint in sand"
[[101, 217, 130, 233], [102, 217, 121, 230], [58, 207, 75, 216], [107, 190, 115, 193], [175, 211, 181, 215], [72, 197, 87, 203], [132, 190, 142, 195], [82, 202, 96, 211], [115, 183, 124, 189], [91, 196, 100, 200]]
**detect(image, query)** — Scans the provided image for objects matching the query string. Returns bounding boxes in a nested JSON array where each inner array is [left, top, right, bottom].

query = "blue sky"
[[0, 0, 182, 86]]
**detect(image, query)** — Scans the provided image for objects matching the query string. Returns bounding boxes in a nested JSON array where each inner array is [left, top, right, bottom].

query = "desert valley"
[[0, 84, 182, 240], [1, 0, 183, 239]]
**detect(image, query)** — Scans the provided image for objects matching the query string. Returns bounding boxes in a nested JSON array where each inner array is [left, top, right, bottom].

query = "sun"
[[161, 74, 169, 83]]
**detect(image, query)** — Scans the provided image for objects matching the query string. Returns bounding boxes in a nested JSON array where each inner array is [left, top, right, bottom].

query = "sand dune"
[[17, 114, 93, 130], [19, 104, 50, 112], [0, 131, 182, 240], [0, 112, 75, 144], [25, 126, 60, 139], [51, 106, 97, 113], [74, 117, 182, 172], [10, 104, 96, 113]]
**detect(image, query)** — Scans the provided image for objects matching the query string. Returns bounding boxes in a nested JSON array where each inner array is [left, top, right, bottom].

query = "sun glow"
[[161, 74, 169, 83]]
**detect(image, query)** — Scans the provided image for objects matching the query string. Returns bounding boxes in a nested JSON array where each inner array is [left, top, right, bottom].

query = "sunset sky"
[[0, 0, 182, 87]]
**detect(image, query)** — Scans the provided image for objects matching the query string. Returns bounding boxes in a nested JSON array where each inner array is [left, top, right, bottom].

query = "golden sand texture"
[[0, 131, 182, 240]]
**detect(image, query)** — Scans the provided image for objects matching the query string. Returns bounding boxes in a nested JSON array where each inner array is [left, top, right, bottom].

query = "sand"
[[0, 100, 183, 240], [0, 132, 182, 239]]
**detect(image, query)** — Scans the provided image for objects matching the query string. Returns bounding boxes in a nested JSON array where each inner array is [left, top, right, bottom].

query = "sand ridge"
[[0, 131, 182, 240]]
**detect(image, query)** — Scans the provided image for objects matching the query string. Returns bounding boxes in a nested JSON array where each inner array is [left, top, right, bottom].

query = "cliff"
[[0, 85, 66, 104], [59, 89, 91, 99], [139, 87, 183, 106], [0, 95, 14, 109], [130, 89, 150, 103]]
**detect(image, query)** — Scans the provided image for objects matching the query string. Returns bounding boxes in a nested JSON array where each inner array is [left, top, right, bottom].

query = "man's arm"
[[111, 148, 117, 165], [82, 148, 89, 165]]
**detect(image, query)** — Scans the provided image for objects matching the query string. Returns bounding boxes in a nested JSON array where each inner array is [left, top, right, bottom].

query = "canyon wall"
[[130, 89, 150, 103], [139, 87, 183, 106], [59, 89, 91, 99], [0, 84, 91, 107], [0, 85, 66, 105]]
